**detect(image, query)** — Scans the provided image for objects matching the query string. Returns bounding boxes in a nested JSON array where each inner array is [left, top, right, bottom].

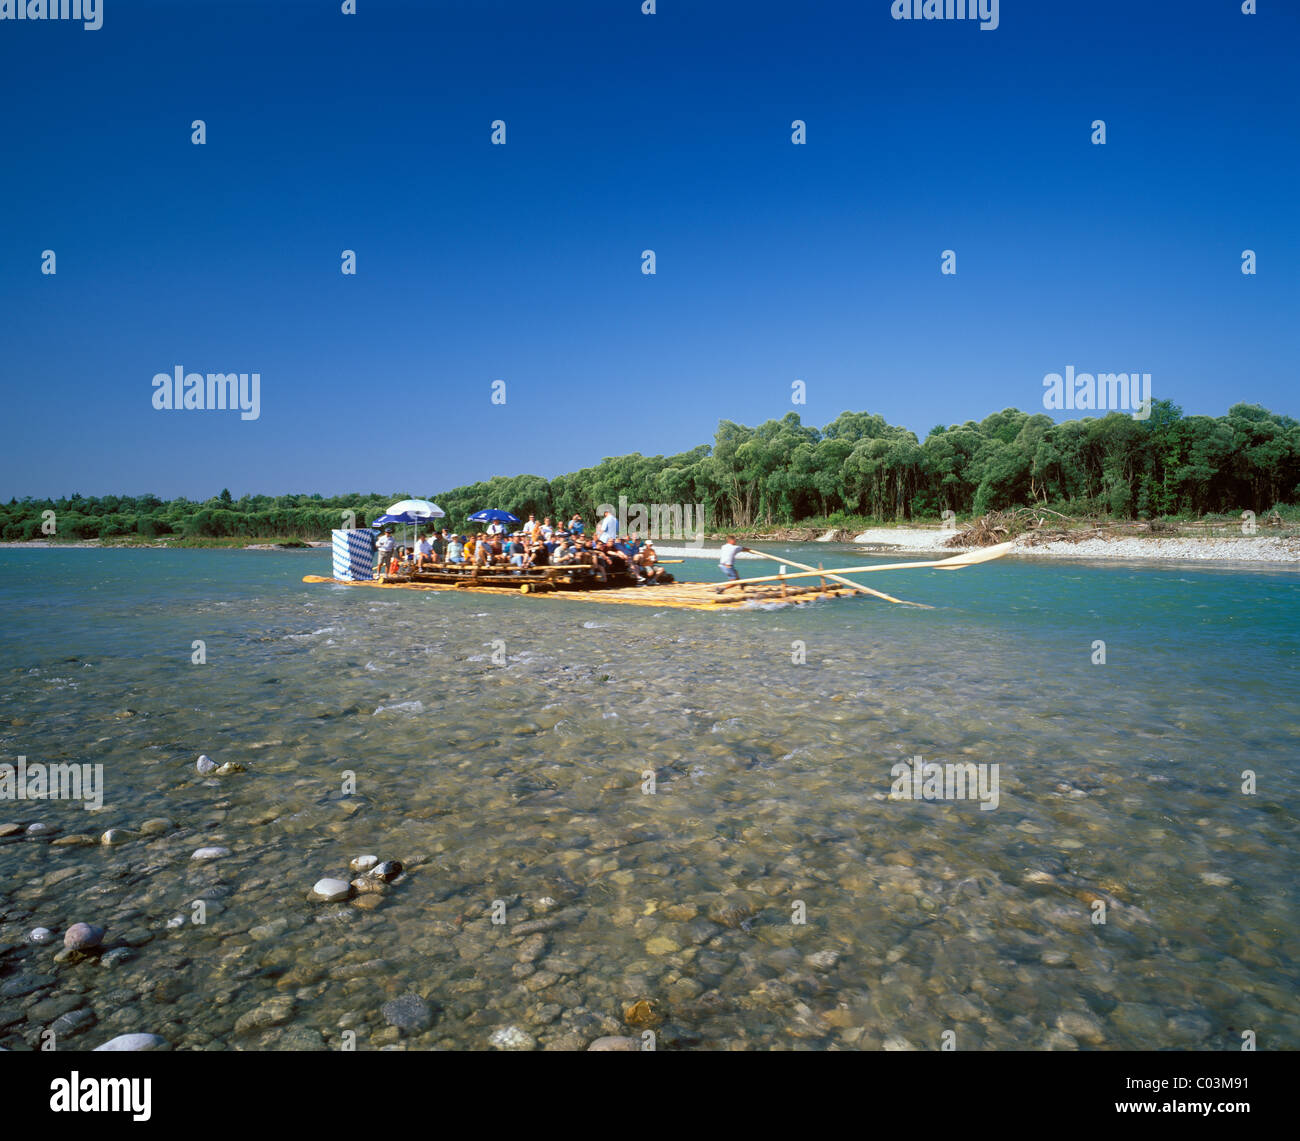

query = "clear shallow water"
[[0, 547, 1297, 1050]]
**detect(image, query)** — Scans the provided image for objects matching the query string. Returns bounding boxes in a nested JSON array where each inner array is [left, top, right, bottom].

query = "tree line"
[[4, 401, 1296, 542]]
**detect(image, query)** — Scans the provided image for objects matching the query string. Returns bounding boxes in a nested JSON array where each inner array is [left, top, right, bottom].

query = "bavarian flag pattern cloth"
[[332, 528, 376, 581]]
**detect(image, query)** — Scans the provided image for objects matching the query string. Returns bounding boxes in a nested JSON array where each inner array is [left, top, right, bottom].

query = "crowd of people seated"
[[374, 514, 669, 584]]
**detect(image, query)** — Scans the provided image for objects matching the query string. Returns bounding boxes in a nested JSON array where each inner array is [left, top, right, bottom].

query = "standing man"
[[568, 513, 584, 536], [718, 535, 752, 581], [375, 528, 396, 577], [597, 508, 618, 543]]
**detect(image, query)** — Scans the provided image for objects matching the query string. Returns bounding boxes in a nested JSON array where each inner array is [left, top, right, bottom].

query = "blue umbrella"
[[371, 512, 432, 527], [467, 508, 520, 525]]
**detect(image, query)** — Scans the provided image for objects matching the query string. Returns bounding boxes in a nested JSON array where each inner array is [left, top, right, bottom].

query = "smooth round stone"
[[196, 755, 218, 775], [191, 847, 231, 861], [27, 927, 55, 945], [588, 1036, 642, 1051], [0, 822, 24, 838], [381, 994, 433, 1032], [101, 829, 133, 846], [64, 923, 105, 951], [350, 854, 379, 873], [25, 822, 57, 836], [310, 878, 353, 902], [369, 860, 404, 883], [488, 1025, 537, 1051], [94, 1033, 169, 1052], [138, 818, 173, 835], [214, 762, 246, 776]]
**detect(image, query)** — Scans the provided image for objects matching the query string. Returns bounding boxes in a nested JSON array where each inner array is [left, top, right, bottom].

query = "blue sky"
[[1, 0, 1296, 500]]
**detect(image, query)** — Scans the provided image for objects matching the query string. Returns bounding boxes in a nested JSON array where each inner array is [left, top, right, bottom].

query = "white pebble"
[[350, 854, 379, 873], [191, 846, 231, 861], [196, 755, 218, 775], [93, 1033, 169, 1052], [27, 927, 54, 945], [310, 878, 353, 902]]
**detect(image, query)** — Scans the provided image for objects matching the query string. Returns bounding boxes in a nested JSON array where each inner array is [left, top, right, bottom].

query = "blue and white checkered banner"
[[332, 529, 375, 581]]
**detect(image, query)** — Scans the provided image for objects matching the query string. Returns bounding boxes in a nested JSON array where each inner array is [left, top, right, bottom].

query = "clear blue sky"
[[2, 0, 1296, 500]]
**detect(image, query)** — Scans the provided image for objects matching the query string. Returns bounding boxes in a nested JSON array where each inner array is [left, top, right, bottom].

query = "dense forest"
[[4, 402, 1297, 542]]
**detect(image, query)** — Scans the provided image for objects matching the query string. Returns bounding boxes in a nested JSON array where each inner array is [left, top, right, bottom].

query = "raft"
[[301, 570, 860, 610]]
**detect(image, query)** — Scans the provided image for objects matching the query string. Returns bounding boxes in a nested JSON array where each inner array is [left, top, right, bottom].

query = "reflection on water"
[[0, 549, 1296, 1050]]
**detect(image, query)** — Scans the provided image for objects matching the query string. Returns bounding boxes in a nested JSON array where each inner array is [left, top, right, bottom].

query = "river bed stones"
[[381, 994, 433, 1033], [489, 1025, 537, 1050], [310, 878, 353, 902], [191, 847, 231, 861], [588, 1036, 642, 1051], [63, 923, 105, 952], [196, 755, 218, 775], [94, 1033, 169, 1051]]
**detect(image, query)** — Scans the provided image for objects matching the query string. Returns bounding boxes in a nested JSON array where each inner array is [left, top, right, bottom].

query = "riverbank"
[[657, 529, 1300, 564]]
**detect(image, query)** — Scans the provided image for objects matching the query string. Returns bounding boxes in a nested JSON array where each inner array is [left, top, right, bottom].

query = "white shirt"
[[416, 539, 432, 556], [598, 515, 618, 540], [377, 534, 395, 553], [719, 542, 744, 567]]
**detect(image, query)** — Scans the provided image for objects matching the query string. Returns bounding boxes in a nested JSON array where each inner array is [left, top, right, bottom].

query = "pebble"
[[234, 996, 296, 1034], [100, 948, 133, 970], [196, 755, 218, 775], [805, 950, 841, 972], [101, 829, 133, 846], [138, 817, 174, 835], [94, 1033, 170, 1052], [191, 847, 231, 861], [350, 854, 379, 873], [588, 1036, 642, 1051], [214, 761, 246, 776], [1056, 1011, 1105, 1044], [488, 1025, 537, 1050], [310, 878, 353, 902], [249, 918, 289, 941], [0, 822, 24, 838], [381, 994, 433, 1032], [646, 935, 680, 956], [50, 1008, 96, 1038], [27, 927, 55, 945], [25, 822, 57, 836], [369, 860, 404, 882], [63, 923, 105, 952]]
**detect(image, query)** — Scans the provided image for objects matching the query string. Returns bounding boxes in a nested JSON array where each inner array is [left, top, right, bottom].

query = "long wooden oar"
[[743, 549, 928, 608], [718, 540, 1014, 591]]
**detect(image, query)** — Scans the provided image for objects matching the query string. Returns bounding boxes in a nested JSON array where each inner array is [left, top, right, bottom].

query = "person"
[[446, 534, 465, 564], [463, 533, 478, 563], [529, 536, 549, 568], [568, 513, 584, 536], [375, 529, 395, 577], [540, 516, 554, 541], [390, 546, 406, 576], [431, 528, 449, 562], [551, 537, 573, 565], [718, 535, 752, 580], [414, 533, 436, 570], [523, 514, 540, 541], [597, 509, 618, 543], [487, 518, 506, 537], [636, 538, 665, 583], [506, 533, 527, 568]]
